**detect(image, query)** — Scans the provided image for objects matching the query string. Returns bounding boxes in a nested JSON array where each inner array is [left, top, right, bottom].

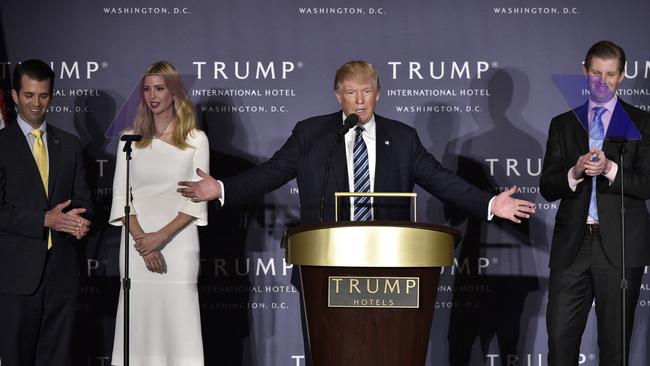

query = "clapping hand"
[[583, 147, 610, 176], [574, 147, 611, 178], [45, 200, 91, 239]]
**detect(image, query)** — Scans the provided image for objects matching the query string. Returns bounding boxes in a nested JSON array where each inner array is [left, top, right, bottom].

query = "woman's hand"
[[142, 250, 167, 273], [134, 231, 168, 256]]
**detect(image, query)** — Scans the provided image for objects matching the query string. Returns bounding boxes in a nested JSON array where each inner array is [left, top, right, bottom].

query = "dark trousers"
[[0, 251, 77, 366], [547, 227, 643, 366]]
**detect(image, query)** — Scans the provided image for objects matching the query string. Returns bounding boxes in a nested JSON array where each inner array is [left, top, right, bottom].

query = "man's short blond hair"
[[334, 60, 380, 91]]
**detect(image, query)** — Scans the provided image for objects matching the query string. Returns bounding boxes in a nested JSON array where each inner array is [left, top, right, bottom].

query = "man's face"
[[11, 75, 52, 128], [335, 78, 379, 124], [584, 56, 624, 104]]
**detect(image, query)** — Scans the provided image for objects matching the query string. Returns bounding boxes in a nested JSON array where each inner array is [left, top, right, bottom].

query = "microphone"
[[120, 134, 142, 142], [121, 134, 142, 154], [319, 114, 359, 223], [337, 114, 359, 138]]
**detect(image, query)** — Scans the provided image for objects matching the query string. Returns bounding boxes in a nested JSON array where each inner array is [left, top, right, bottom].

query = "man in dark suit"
[[541, 41, 650, 365], [178, 60, 534, 365], [178, 60, 534, 224], [0, 60, 92, 366]]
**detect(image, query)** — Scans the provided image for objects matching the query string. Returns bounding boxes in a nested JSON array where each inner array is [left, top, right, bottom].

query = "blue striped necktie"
[[353, 126, 371, 221], [588, 106, 606, 221]]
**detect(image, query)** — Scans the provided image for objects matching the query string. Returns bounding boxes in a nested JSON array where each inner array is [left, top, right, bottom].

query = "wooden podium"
[[286, 220, 458, 366]]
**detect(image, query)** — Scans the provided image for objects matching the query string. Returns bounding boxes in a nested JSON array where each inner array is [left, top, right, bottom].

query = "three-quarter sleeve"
[[179, 130, 209, 226]]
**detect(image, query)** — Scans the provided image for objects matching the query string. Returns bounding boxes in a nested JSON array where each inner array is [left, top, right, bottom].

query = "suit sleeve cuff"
[[604, 161, 618, 185], [218, 180, 225, 206], [487, 196, 495, 221], [568, 167, 583, 192]]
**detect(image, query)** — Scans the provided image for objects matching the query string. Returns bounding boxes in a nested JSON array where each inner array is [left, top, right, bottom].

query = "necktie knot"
[[593, 106, 607, 120], [30, 129, 44, 139], [355, 126, 364, 135]]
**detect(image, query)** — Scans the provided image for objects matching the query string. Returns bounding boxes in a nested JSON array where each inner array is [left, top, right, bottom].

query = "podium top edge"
[[286, 220, 461, 238]]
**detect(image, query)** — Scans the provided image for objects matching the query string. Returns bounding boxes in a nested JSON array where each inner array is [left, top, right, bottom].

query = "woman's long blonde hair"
[[131, 61, 197, 149]]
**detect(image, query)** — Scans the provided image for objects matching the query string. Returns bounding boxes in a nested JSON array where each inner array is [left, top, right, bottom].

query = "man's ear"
[[334, 91, 342, 105]]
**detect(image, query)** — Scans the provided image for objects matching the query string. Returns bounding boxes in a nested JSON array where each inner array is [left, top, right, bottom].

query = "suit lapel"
[[602, 103, 620, 155], [374, 116, 392, 191], [373, 116, 393, 219], [569, 103, 590, 154], [328, 114, 350, 220], [46, 126, 60, 201], [8, 122, 48, 202]]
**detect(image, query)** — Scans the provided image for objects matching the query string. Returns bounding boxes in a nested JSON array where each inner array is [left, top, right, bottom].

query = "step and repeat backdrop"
[[1, 0, 650, 365]]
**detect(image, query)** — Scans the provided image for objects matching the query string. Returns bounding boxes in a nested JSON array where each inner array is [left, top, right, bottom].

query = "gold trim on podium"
[[286, 222, 455, 267]]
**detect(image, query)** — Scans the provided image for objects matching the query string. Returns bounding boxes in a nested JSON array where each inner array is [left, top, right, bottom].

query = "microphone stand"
[[121, 140, 134, 366], [319, 133, 344, 223], [615, 141, 628, 366], [319, 114, 358, 223]]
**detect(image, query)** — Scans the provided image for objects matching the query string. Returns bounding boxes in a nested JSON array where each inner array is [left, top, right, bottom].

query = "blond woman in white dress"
[[109, 61, 208, 366]]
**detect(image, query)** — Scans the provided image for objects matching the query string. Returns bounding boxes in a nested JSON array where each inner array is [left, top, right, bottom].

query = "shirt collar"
[[588, 95, 618, 114], [17, 114, 47, 137]]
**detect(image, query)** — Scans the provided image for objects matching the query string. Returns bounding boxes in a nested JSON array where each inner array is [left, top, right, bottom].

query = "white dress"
[[109, 130, 209, 366]]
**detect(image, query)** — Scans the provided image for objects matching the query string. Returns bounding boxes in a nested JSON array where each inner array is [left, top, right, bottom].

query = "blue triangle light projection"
[[551, 74, 641, 142]]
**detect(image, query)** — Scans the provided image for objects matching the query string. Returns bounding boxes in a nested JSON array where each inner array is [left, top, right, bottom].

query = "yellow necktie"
[[30, 130, 52, 249]]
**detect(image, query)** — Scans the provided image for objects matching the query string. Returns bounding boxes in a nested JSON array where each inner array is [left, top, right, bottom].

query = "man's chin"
[[356, 113, 372, 124], [590, 93, 615, 104], [21, 114, 46, 126]]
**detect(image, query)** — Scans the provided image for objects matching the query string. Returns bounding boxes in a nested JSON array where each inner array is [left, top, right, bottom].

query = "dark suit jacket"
[[540, 99, 650, 269], [222, 111, 491, 224], [0, 121, 92, 295]]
